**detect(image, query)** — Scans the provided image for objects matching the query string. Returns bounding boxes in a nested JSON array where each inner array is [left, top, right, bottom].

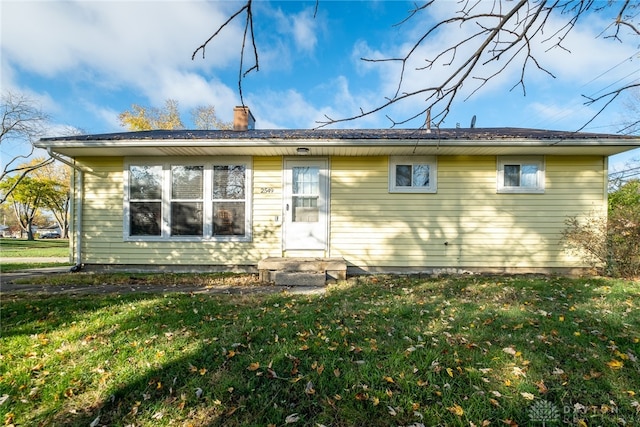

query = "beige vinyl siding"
[[76, 154, 605, 269], [329, 156, 605, 269], [76, 157, 282, 265]]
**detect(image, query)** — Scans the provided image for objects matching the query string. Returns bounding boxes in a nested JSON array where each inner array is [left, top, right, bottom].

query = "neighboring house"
[[36, 107, 640, 276]]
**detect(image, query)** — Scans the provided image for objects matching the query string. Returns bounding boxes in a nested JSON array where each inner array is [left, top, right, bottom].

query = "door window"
[[292, 166, 319, 223]]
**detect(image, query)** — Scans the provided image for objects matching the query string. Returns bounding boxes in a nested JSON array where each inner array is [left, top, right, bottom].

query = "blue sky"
[[2, 0, 639, 170]]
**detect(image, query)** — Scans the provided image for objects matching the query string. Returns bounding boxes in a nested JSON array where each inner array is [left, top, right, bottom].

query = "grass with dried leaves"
[[1, 276, 639, 426]]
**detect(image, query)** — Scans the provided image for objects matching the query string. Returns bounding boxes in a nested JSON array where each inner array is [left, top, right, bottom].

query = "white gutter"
[[47, 148, 83, 271]]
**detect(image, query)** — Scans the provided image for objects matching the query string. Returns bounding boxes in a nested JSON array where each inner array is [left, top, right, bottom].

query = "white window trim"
[[123, 157, 252, 242], [497, 156, 545, 194], [389, 156, 437, 193]]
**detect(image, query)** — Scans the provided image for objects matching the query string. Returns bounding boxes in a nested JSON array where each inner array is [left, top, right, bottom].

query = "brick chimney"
[[233, 106, 255, 131]]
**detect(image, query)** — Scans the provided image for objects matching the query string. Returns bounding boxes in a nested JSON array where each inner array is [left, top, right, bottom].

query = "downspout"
[[47, 148, 83, 271]]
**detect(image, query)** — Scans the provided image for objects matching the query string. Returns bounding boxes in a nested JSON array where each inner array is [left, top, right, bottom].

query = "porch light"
[[296, 147, 310, 155]]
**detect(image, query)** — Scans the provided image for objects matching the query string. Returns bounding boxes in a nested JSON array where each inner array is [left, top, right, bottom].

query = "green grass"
[[0, 238, 71, 272], [0, 238, 69, 258], [1, 276, 639, 426], [10, 271, 263, 287]]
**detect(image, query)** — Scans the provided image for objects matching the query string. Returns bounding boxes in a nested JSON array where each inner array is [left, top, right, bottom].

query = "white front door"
[[283, 159, 328, 251]]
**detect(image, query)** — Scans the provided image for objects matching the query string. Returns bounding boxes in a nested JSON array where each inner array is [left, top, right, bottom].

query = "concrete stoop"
[[258, 257, 347, 287]]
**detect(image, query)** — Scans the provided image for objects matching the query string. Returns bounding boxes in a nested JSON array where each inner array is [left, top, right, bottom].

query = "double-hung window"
[[171, 165, 204, 236], [213, 165, 246, 236], [129, 165, 163, 236], [124, 158, 251, 241], [389, 156, 437, 193], [497, 156, 545, 193]]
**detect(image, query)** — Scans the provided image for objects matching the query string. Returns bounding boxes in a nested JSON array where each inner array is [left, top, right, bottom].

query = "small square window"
[[497, 156, 545, 193], [389, 156, 437, 193]]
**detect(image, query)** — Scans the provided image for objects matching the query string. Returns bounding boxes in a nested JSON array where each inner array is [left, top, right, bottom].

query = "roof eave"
[[35, 137, 640, 158]]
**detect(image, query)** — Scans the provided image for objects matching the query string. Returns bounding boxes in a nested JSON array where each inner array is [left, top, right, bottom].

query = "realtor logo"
[[528, 400, 560, 425]]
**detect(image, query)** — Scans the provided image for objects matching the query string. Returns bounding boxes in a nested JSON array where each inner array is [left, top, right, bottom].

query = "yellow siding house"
[[36, 108, 640, 276]]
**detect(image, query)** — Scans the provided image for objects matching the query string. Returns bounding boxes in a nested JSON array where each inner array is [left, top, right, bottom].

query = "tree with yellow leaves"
[[119, 99, 184, 131], [119, 99, 231, 131]]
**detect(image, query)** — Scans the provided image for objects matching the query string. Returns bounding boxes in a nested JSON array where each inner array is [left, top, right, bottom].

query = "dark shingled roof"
[[40, 127, 638, 142]]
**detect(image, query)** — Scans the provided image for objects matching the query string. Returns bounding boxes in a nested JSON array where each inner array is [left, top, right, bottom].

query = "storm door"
[[283, 159, 328, 251]]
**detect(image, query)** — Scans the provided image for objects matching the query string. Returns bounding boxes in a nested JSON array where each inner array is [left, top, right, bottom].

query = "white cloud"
[[2, 1, 240, 76], [270, 5, 320, 54], [290, 9, 319, 53]]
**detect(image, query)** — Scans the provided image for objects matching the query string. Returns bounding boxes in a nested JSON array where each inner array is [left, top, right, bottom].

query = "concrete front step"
[[274, 271, 327, 287], [258, 257, 347, 286]]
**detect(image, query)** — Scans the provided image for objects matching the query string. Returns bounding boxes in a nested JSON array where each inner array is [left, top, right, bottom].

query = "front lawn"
[[0, 238, 69, 258], [1, 276, 638, 426]]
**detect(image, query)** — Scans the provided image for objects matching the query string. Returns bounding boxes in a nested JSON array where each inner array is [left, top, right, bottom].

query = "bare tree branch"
[[580, 82, 640, 132], [1, 91, 52, 204], [195, 0, 639, 130], [192, 0, 259, 107]]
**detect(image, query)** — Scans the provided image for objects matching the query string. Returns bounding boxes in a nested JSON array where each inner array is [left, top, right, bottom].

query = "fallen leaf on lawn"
[[371, 396, 379, 406], [247, 362, 260, 371], [490, 398, 501, 407], [89, 416, 100, 427], [511, 367, 526, 377], [285, 413, 300, 423], [520, 392, 535, 400], [387, 406, 397, 416], [503, 347, 517, 356], [333, 368, 340, 377], [576, 420, 587, 427], [195, 388, 203, 399], [535, 380, 548, 393], [448, 404, 464, 416], [502, 420, 518, 426], [446, 367, 454, 377], [552, 367, 565, 375], [305, 381, 315, 395], [607, 359, 624, 369], [384, 376, 395, 383]]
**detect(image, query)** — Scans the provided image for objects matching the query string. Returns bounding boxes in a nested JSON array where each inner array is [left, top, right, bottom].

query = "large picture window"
[[124, 159, 251, 241], [497, 156, 545, 193], [389, 156, 437, 193]]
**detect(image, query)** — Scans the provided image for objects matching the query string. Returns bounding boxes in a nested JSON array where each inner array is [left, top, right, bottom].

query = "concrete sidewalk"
[[0, 260, 327, 296]]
